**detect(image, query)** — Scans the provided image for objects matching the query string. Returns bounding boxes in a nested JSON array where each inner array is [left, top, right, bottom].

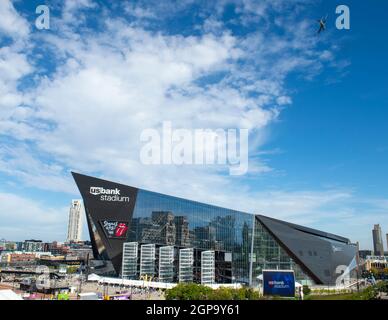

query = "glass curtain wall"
[[159, 246, 174, 282], [140, 243, 156, 278], [130, 190, 253, 284], [201, 250, 215, 284], [251, 220, 313, 285], [179, 248, 194, 282], [129, 189, 312, 285], [121, 242, 138, 279]]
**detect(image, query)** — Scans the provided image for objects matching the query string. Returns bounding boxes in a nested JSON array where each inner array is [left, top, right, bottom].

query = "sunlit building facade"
[[66, 200, 83, 242], [72, 172, 358, 286]]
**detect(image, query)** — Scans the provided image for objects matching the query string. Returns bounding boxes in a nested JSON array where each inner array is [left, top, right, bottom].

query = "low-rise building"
[[67, 248, 93, 261], [9, 253, 36, 264], [365, 255, 388, 272], [39, 254, 83, 267], [47, 241, 69, 255], [0, 251, 52, 266], [23, 240, 47, 252], [0, 241, 17, 252], [358, 250, 373, 260]]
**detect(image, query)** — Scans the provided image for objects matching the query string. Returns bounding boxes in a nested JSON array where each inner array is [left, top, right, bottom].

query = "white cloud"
[[0, 47, 31, 82], [0, 46, 33, 132], [0, 145, 75, 194], [5, 24, 281, 182], [124, 3, 156, 19], [276, 96, 292, 105], [0, 192, 68, 241], [0, 0, 29, 39], [62, 0, 97, 25]]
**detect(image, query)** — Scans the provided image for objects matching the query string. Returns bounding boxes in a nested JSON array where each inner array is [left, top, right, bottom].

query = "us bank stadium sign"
[[100, 220, 129, 239], [90, 186, 130, 202]]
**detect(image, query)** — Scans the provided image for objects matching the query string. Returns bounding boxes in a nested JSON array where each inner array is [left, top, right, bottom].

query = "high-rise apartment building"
[[372, 224, 384, 256], [386, 234, 388, 254], [67, 200, 83, 242]]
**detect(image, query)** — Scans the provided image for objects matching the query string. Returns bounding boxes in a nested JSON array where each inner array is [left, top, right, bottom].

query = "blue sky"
[[0, 0, 387, 249]]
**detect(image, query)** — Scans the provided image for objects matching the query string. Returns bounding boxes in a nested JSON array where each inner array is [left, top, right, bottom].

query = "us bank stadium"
[[72, 172, 358, 286]]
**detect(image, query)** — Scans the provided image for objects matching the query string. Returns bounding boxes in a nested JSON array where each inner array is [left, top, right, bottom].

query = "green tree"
[[232, 288, 248, 300], [165, 283, 262, 300], [165, 283, 212, 300], [242, 287, 260, 300], [209, 287, 234, 300]]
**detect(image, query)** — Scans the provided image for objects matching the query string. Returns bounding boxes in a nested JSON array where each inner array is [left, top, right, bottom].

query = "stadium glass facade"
[[125, 189, 314, 284], [73, 172, 358, 286]]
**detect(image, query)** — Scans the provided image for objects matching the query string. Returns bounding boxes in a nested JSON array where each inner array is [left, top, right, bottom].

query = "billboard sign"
[[262, 270, 295, 297], [100, 220, 129, 239]]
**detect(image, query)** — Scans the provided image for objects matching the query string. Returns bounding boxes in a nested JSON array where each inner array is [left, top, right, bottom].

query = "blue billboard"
[[262, 270, 295, 297]]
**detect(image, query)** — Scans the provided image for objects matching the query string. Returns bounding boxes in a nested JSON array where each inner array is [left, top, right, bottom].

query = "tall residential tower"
[[372, 224, 384, 256], [67, 200, 83, 242], [386, 233, 388, 254]]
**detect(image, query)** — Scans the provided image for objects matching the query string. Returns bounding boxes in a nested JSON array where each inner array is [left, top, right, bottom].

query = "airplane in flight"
[[317, 15, 328, 34]]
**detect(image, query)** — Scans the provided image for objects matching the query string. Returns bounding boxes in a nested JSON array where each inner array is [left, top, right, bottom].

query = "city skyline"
[[1, 210, 387, 254], [0, 1, 388, 249]]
